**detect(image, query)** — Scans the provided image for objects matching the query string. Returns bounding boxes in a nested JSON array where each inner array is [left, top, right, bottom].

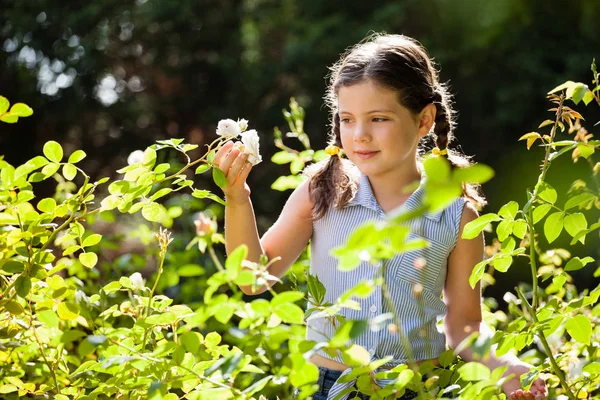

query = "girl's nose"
[[354, 122, 371, 142]]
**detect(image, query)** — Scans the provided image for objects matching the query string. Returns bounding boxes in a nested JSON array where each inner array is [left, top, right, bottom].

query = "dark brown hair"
[[307, 33, 487, 220]]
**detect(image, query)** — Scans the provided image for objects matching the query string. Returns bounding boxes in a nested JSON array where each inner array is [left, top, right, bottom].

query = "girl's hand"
[[213, 141, 253, 205], [503, 363, 547, 400]]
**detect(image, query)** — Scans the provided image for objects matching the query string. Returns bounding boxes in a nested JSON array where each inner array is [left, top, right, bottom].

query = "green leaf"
[[498, 201, 519, 219], [271, 175, 304, 191], [271, 291, 304, 307], [58, 301, 80, 320], [0, 385, 18, 394], [564, 256, 594, 272], [37, 198, 56, 213], [271, 151, 297, 164], [512, 219, 528, 239], [150, 188, 173, 202], [533, 204, 552, 224], [43, 141, 64, 163], [458, 362, 490, 381], [15, 276, 31, 298], [225, 245, 248, 276], [289, 354, 319, 387], [273, 303, 305, 324], [212, 168, 227, 188], [565, 315, 592, 345], [142, 203, 162, 222], [195, 164, 211, 174], [537, 182, 557, 204], [143, 148, 157, 168], [544, 212, 564, 244], [205, 332, 221, 348], [83, 233, 103, 247], [564, 213, 587, 243], [496, 219, 513, 242], [79, 252, 98, 268], [577, 143, 595, 159], [68, 150, 86, 163], [178, 264, 205, 277], [424, 156, 451, 182], [41, 162, 60, 177], [145, 312, 177, 326], [3, 300, 24, 315], [493, 254, 513, 272], [2, 260, 25, 273], [582, 362, 600, 377], [0, 113, 18, 123], [342, 345, 371, 367], [462, 213, 500, 239], [0, 96, 9, 113], [62, 164, 77, 181], [469, 259, 489, 289], [569, 83, 588, 104], [564, 192, 595, 210], [452, 163, 494, 185], [9, 103, 33, 117]]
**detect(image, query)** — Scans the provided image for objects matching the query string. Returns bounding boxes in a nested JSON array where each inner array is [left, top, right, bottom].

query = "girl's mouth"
[[355, 151, 379, 160]]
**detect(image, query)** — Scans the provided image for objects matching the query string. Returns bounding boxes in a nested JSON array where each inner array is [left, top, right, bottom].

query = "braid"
[[432, 89, 452, 155], [306, 113, 357, 220]]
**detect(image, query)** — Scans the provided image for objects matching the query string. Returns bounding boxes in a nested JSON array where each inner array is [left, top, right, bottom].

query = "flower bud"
[[194, 212, 217, 236]]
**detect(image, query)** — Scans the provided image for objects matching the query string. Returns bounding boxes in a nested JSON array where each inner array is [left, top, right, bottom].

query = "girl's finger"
[[218, 147, 240, 175], [237, 160, 253, 183], [213, 141, 234, 167], [227, 153, 248, 186]]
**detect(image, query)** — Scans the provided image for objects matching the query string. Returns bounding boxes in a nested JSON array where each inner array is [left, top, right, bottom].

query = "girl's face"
[[337, 79, 432, 179]]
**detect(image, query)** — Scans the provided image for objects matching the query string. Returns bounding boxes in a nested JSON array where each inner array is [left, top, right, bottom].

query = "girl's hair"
[[307, 33, 487, 220]]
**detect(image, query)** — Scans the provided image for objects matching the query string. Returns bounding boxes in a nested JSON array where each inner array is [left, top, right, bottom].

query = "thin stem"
[[142, 248, 166, 348], [207, 245, 237, 292], [28, 304, 60, 393], [515, 288, 575, 400], [526, 209, 539, 310]]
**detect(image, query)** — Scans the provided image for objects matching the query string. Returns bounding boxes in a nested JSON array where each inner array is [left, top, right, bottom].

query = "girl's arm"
[[214, 141, 313, 296], [443, 202, 547, 400], [227, 179, 313, 295]]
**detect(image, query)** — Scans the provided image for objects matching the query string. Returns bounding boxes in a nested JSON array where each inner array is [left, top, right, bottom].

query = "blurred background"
[[1, 0, 599, 300]]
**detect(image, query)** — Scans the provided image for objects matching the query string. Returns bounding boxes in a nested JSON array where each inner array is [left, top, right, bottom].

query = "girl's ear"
[[417, 103, 436, 138]]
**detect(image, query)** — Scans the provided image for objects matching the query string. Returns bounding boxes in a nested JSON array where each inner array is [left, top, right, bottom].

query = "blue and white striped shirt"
[[306, 172, 468, 399]]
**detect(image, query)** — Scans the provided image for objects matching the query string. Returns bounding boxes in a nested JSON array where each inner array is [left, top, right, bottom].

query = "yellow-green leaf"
[[565, 315, 592, 345], [83, 233, 102, 247], [9, 103, 33, 117], [62, 164, 77, 181], [564, 213, 587, 244], [37, 198, 56, 213], [57, 302, 80, 320], [79, 252, 98, 268], [0, 96, 9, 114], [544, 212, 564, 244], [458, 362, 490, 381], [43, 141, 63, 163], [68, 150, 86, 163]]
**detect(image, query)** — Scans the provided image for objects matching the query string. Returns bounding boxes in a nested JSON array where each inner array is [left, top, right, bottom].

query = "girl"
[[210, 33, 547, 400]]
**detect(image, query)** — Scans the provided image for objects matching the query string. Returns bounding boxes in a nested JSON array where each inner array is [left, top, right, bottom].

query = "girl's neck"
[[365, 164, 422, 212]]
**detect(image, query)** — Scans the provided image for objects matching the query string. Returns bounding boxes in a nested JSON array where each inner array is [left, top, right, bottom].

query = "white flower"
[[129, 272, 145, 289], [216, 118, 241, 138], [237, 118, 249, 132], [240, 129, 262, 166], [127, 150, 145, 165]]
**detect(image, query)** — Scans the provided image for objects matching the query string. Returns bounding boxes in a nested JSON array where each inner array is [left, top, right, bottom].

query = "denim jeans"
[[299, 366, 419, 400]]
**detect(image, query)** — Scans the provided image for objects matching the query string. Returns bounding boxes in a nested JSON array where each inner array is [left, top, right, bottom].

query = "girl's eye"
[[373, 117, 388, 122], [340, 118, 351, 124]]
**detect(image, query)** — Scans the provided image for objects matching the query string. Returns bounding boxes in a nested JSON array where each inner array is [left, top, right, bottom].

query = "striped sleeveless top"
[[306, 172, 468, 399]]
